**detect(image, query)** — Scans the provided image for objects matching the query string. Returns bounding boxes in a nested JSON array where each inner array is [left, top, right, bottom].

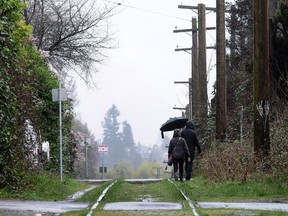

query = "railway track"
[[86, 178, 199, 216]]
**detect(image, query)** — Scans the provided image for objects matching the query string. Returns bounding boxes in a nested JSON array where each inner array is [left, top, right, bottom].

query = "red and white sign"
[[98, 145, 108, 153]]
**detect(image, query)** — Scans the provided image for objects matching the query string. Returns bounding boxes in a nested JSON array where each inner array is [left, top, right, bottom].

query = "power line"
[[103, 0, 191, 22]]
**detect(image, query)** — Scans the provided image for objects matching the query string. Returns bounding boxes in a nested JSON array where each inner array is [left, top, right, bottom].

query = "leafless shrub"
[[197, 104, 288, 182], [269, 106, 288, 175], [197, 141, 254, 182]]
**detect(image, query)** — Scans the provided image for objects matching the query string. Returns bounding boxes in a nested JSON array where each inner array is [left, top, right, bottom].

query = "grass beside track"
[[0, 173, 88, 201], [1, 174, 288, 215], [65, 177, 288, 216], [176, 176, 288, 203], [71, 177, 288, 216]]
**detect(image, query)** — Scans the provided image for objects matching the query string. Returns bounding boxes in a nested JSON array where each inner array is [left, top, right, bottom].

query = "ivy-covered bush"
[[0, 0, 76, 190]]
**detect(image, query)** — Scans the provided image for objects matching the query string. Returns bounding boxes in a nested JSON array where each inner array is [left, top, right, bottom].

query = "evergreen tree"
[[271, 1, 288, 101], [226, 0, 254, 114], [122, 121, 134, 151], [225, 0, 288, 141], [225, 0, 257, 140], [102, 104, 125, 167], [122, 121, 144, 167]]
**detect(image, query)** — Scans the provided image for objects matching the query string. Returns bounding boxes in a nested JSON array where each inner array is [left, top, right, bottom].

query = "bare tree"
[[22, 0, 118, 84]]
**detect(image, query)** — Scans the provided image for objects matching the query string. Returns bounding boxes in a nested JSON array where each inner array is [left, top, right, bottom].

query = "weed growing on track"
[[102, 180, 183, 203], [76, 181, 113, 203], [66, 179, 194, 216]]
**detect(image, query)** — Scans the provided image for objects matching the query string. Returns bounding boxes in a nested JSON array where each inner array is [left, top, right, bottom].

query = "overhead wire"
[[103, 0, 218, 44], [103, 0, 217, 62], [102, 0, 191, 22]]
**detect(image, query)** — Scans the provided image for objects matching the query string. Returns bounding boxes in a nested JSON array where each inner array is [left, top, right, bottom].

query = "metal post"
[[240, 105, 243, 144], [85, 137, 88, 178], [59, 76, 63, 182], [102, 152, 104, 180]]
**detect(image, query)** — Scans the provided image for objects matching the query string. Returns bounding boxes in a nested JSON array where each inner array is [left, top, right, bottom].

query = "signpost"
[[52, 84, 67, 182], [98, 145, 108, 153], [84, 137, 91, 179], [98, 145, 108, 179]]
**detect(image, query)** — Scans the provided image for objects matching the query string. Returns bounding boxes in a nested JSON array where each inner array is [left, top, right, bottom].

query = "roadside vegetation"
[[0, 173, 88, 201]]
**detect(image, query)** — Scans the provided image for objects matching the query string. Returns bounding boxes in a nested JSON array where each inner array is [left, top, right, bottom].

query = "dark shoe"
[[179, 173, 183, 181]]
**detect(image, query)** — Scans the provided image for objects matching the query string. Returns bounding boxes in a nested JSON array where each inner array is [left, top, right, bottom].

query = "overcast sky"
[[75, 0, 227, 146]]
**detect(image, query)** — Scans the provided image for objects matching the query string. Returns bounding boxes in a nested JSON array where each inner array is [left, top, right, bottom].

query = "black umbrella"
[[160, 117, 188, 138]]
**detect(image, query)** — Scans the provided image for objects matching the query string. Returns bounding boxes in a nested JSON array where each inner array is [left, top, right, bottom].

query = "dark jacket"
[[181, 121, 201, 156], [168, 129, 190, 160]]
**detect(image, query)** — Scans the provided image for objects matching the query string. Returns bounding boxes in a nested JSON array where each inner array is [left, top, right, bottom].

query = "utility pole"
[[216, 0, 227, 141], [198, 4, 208, 130], [174, 5, 216, 127], [189, 78, 192, 120], [192, 17, 200, 123], [253, 0, 270, 164], [173, 81, 191, 118]]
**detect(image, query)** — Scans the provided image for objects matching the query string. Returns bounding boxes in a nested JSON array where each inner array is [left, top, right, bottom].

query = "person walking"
[[168, 129, 190, 181], [181, 120, 201, 180]]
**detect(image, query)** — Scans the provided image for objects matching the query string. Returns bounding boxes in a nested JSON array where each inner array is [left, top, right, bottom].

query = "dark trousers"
[[185, 153, 195, 180], [173, 159, 184, 180]]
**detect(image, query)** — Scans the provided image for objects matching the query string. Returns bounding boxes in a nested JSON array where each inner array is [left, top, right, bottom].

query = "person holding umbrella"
[[181, 120, 201, 180], [168, 129, 190, 181]]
